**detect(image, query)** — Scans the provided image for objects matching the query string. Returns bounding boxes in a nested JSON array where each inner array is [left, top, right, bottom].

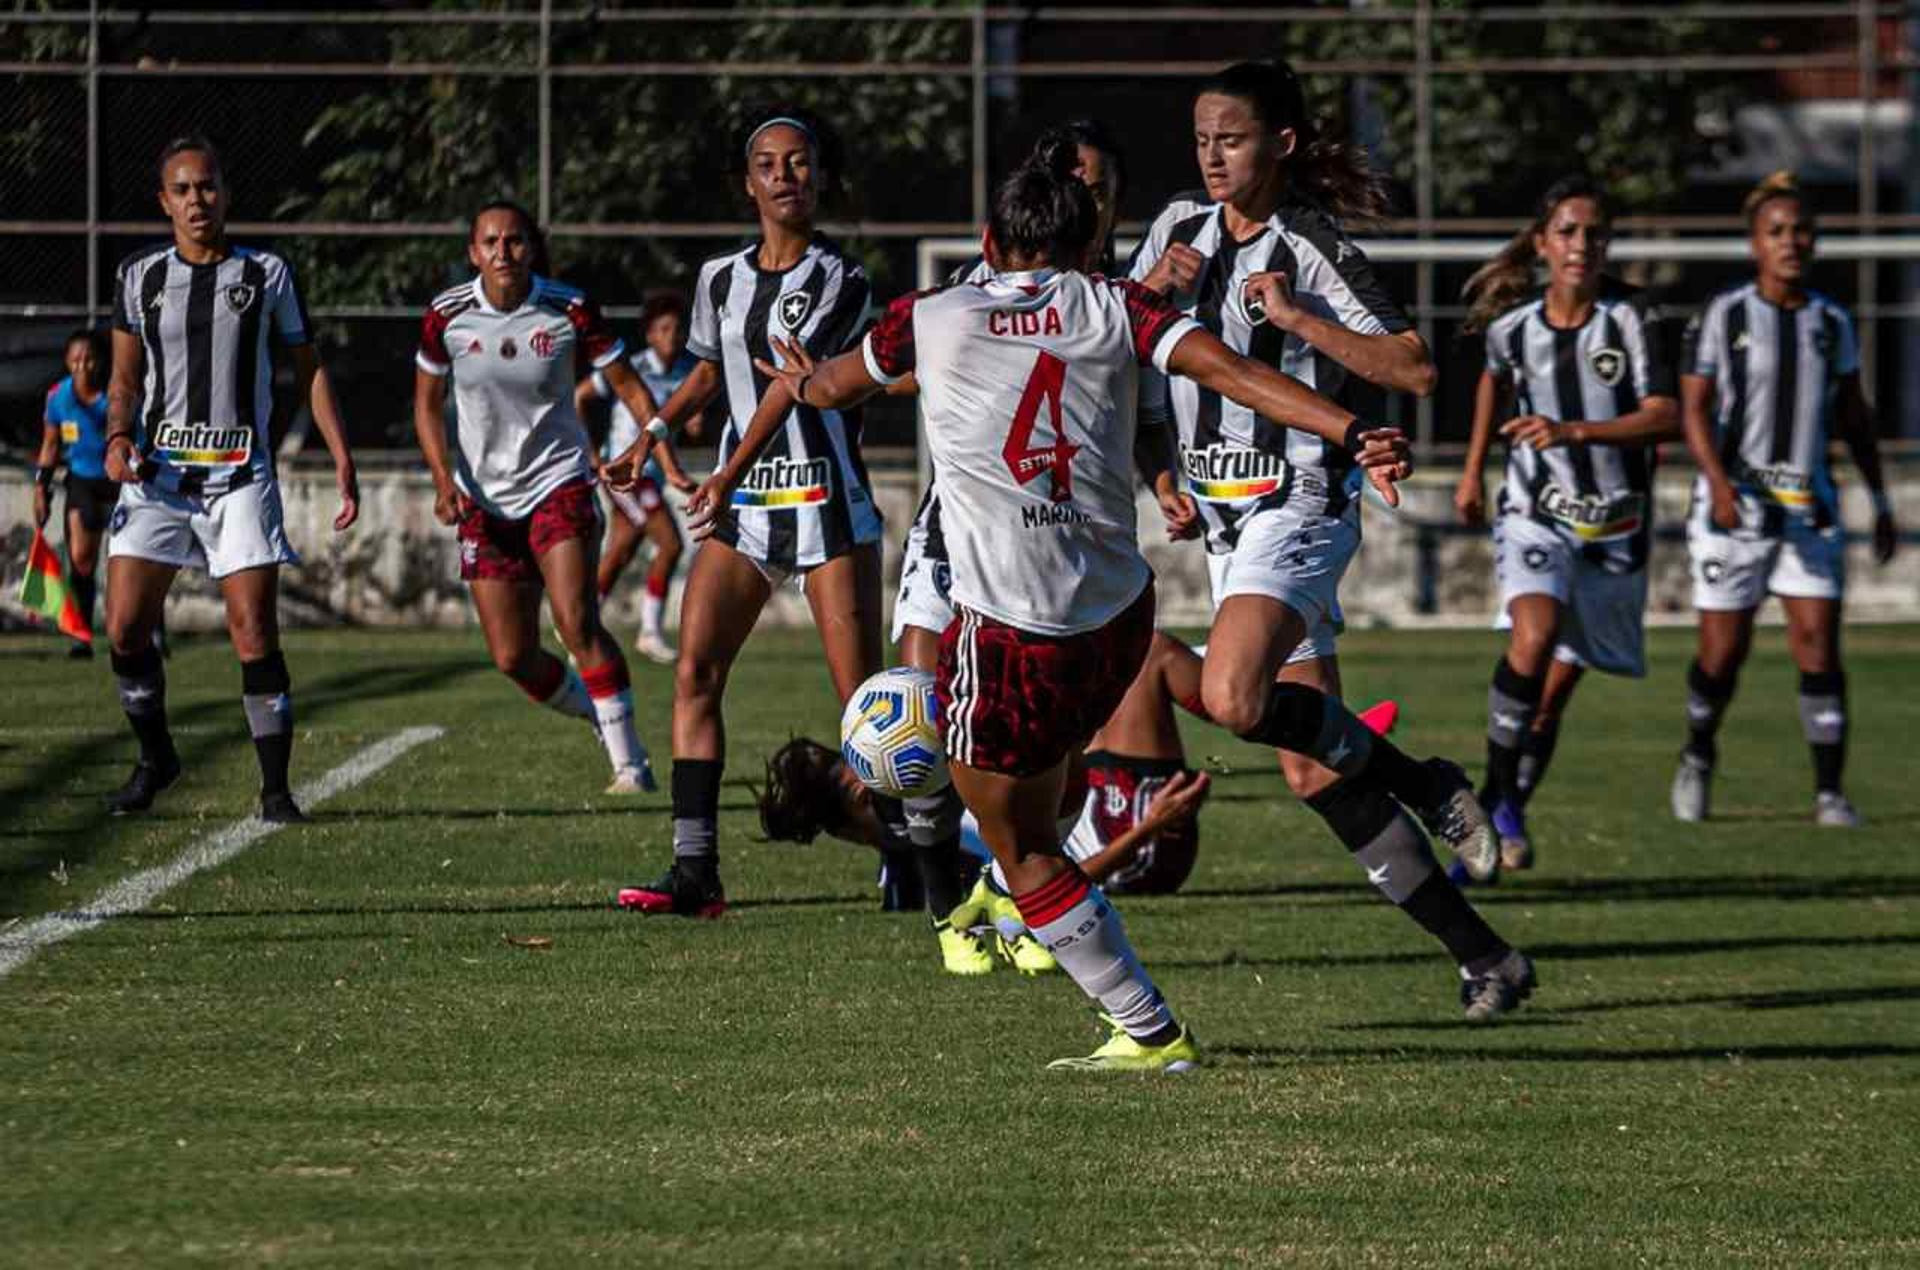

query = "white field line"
[[0, 725, 444, 979]]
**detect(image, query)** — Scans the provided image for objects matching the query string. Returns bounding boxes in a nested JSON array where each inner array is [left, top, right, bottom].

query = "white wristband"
[[645, 417, 670, 442], [1871, 489, 1893, 517]]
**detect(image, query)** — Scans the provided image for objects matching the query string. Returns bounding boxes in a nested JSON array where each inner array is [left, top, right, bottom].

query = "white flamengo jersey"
[[1128, 194, 1410, 551], [416, 275, 624, 519], [113, 243, 311, 497], [863, 267, 1198, 636]]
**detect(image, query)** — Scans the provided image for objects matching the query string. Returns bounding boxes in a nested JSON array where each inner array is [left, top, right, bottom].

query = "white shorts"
[[107, 478, 299, 580], [1494, 514, 1647, 677], [1205, 505, 1353, 665], [1687, 506, 1844, 611], [889, 509, 954, 645]]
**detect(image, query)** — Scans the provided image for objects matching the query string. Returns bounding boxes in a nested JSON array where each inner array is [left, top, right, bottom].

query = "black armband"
[[35, 464, 56, 491], [1342, 419, 1369, 457]]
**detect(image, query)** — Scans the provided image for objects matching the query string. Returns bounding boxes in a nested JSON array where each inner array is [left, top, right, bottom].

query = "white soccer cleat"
[[1670, 754, 1711, 823], [1814, 791, 1861, 828], [605, 755, 658, 795], [634, 629, 677, 665]]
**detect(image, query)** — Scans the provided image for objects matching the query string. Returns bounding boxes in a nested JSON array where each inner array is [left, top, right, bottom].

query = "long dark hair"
[[988, 134, 1099, 268], [757, 737, 852, 844], [468, 198, 551, 277], [1195, 60, 1392, 224], [1031, 117, 1126, 201], [1460, 175, 1612, 334]]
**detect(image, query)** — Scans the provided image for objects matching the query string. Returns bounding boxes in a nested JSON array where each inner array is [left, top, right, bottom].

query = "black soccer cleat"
[[259, 791, 309, 824], [1460, 949, 1537, 1023], [107, 755, 182, 816], [616, 859, 727, 919]]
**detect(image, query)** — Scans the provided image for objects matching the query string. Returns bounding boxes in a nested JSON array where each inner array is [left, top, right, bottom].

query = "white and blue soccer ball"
[[839, 667, 949, 799]]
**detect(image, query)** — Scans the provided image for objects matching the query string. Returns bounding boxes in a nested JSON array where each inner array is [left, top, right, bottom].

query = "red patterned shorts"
[[458, 479, 602, 582], [937, 583, 1155, 778]]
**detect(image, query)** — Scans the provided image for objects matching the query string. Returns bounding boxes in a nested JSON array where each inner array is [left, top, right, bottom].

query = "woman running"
[[32, 329, 114, 658], [1669, 172, 1897, 827], [1129, 60, 1530, 1016], [577, 290, 696, 664], [1456, 176, 1678, 869], [414, 200, 679, 794], [610, 106, 888, 921], [101, 135, 359, 822]]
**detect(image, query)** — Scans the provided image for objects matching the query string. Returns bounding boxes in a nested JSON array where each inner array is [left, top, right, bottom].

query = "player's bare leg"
[[541, 533, 652, 792], [952, 756, 1195, 1070], [595, 507, 643, 600], [103, 555, 180, 813], [1674, 607, 1757, 822], [1087, 631, 1208, 759], [1782, 595, 1853, 825], [217, 565, 301, 821], [635, 506, 684, 663]]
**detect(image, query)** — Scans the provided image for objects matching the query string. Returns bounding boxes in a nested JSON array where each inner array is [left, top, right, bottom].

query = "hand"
[[1708, 479, 1741, 532], [1354, 427, 1413, 509], [32, 484, 50, 528], [1873, 509, 1898, 565], [432, 478, 470, 527], [653, 437, 699, 494], [104, 435, 142, 483], [751, 335, 818, 403], [1500, 415, 1569, 451], [683, 472, 737, 543], [602, 443, 642, 490], [1154, 481, 1201, 541], [1242, 270, 1301, 332], [1453, 472, 1486, 528], [1141, 242, 1204, 297], [1138, 770, 1212, 837], [333, 462, 360, 532]]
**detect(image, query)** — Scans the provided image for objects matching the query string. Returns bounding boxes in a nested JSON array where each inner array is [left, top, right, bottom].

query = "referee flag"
[[16, 527, 91, 643]]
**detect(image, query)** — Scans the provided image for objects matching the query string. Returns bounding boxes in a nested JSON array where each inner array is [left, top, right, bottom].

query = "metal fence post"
[[1859, 0, 1879, 386], [538, 0, 553, 226], [1414, 0, 1436, 463], [86, 0, 100, 319]]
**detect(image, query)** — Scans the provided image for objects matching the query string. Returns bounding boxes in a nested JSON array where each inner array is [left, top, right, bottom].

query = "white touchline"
[[0, 725, 445, 980]]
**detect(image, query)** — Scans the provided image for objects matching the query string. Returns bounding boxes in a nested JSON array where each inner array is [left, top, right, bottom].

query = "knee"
[[674, 651, 728, 705], [1506, 629, 1554, 677], [1787, 626, 1834, 673], [106, 612, 150, 656], [1201, 674, 1264, 737], [549, 606, 596, 657], [491, 642, 538, 680], [226, 615, 274, 662]]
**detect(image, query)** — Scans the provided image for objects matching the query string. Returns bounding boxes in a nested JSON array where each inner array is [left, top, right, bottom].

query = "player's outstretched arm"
[[1166, 327, 1412, 506], [1074, 770, 1211, 885], [599, 358, 695, 493], [606, 359, 721, 484], [293, 344, 359, 532]]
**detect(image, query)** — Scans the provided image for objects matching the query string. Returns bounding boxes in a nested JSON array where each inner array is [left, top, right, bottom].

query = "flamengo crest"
[[778, 290, 815, 332], [1588, 346, 1625, 386], [224, 283, 256, 314]]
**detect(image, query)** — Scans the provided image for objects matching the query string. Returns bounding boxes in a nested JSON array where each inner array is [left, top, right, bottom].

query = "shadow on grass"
[[1156, 930, 1920, 973], [1177, 872, 1920, 907], [8, 890, 878, 925], [1333, 983, 1920, 1031], [1212, 1041, 1920, 1065]]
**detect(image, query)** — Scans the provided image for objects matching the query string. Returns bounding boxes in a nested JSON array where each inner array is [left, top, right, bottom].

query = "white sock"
[[1015, 870, 1174, 1040], [640, 591, 667, 638], [593, 688, 645, 775], [542, 670, 594, 721]]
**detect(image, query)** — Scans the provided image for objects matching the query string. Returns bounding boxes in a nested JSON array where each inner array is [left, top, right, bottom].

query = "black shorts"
[[64, 475, 120, 533]]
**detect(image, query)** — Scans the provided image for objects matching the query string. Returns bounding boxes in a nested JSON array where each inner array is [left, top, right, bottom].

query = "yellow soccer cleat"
[[946, 873, 996, 932], [935, 918, 994, 976], [1047, 1017, 1201, 1073], [995, 929, 1059, 975]]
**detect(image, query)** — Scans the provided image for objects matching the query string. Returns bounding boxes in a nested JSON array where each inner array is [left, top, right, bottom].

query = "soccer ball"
[[839, 667, 949, 799]]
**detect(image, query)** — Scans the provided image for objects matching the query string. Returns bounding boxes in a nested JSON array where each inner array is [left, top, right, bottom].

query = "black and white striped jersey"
[[688, 234, 881, 569], [112, 244, 311, 496], [1484, 284, 1672, 571], [1683, 282, 1857, 535], [1128, 193, 1411, 551]]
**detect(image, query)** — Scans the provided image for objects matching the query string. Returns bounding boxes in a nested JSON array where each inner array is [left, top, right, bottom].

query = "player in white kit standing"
[[715, 140, 1414, 1069], [101, 136, 360, 822], [414, 201, 680, 794]]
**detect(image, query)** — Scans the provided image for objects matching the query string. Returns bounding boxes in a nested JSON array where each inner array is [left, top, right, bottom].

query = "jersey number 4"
[[1002, 351, 1080, 502]]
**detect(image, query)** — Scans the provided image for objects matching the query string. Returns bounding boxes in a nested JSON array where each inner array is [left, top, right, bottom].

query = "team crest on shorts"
[[500, 337, 518, 360], [224, 284, 256, 314], [110, 505, 129, 533], [1702, 558, 1727, 584], [1241, 286, 1268, 327], [778, 291, 815, 332], [1588, 346, 1625, 386], [1522, 545, 1551, 571]]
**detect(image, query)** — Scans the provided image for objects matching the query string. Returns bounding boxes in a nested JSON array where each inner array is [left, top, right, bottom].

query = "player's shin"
[[581, 655, 645, 776], [1237, 681, 1450, 808], [240, 652, 294, 796], [1798, 670, 1847, 794], [1013, 863, 1179, 1043], [1486, 658, 1544, 807], [113, 645, 176, 766], [671, 758, 722, 863], [1683, 660, 1736, 766]]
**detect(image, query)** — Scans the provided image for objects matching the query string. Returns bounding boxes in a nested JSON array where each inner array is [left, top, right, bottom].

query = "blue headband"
[[745, 116, 816, 158]]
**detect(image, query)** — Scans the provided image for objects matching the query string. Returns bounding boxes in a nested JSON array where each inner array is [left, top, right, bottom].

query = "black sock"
[[241, 652, 294, 797], [1486, 658, 1543, 808], [1684, 660, 1737, 766], [1240, 681, 1437, 804], [1798, 670, 1846, 795], [877, 845, 926, 913], [70, 569, 98, 634], [111, 646, 176, 767], [671, 758, 724, 864], [906, 786, 967, 919], [1399, 873, 1510, 973], [1515, 717, 1561, 809]]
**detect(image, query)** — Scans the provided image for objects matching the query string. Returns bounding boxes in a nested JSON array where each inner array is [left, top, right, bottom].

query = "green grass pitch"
[[2, 624, 1917, 1267]]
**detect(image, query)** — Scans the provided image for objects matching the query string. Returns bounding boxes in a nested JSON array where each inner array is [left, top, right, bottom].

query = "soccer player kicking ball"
[[699, 141, 1411, 1070]]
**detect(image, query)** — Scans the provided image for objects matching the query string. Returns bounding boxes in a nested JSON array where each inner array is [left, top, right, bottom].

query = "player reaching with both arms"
[[414, 200, 686, 794], [1130, 60, 1532, 1015], [710, 138, 1430, 1070], [101, 136, 359, 821]]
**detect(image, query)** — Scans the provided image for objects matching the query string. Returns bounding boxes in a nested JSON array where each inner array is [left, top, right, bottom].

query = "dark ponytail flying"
[[1196, 60, 1393, 226], [1460, 175, 1612, 334]]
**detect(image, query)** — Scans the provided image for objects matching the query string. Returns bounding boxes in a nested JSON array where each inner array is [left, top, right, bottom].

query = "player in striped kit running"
[[1131, 61, 1532, 1019], [101, 137, 360, 822], [414, 201, 674, 795], [610, 108, 890, 921], [1457, 177, 1679, 870], [1670, 173, 1898, 827]]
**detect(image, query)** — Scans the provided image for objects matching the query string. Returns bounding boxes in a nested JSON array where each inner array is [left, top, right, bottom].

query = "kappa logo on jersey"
[[499, 337, 518, 360], [223, 283, 256, 314], [1536, 481, 1645, 542], [529, 328, 557, 359], [1182, 443, 1289, 503], [1335, 240, 1358, 264], [151, 420, 251, 467], [732, 456, 832, 508], [778, 290, 816, 332], [1589, 346, 1626, 387]]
